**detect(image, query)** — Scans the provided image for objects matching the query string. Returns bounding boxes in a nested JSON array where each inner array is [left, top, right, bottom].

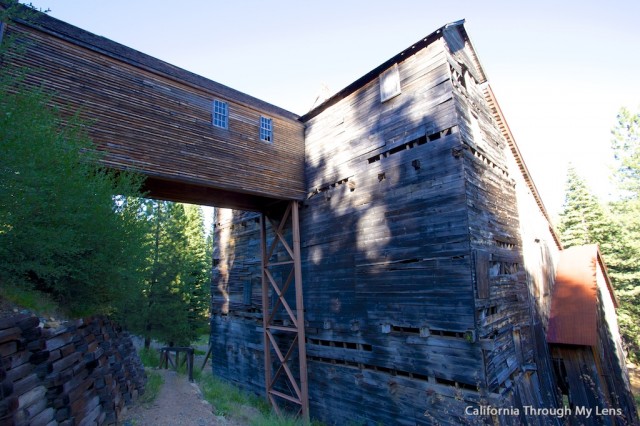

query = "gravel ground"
[[120, 340, 252, 426], [120, 369, 224, 426]]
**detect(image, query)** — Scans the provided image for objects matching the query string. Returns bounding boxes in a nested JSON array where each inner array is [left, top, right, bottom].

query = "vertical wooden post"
[[292, 201, 309, 421], [260, 213, 273, 408], [187, 348, 194, 382]]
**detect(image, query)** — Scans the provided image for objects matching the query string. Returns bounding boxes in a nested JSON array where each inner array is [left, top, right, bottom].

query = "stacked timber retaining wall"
[[0, 314, 145, 425]]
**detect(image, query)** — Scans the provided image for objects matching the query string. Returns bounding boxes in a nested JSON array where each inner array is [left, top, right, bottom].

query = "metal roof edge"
[[593, 245, 619, 308]]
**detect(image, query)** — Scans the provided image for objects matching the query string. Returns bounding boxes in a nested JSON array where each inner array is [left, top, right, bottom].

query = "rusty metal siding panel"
[[547, 245, 599, 347]]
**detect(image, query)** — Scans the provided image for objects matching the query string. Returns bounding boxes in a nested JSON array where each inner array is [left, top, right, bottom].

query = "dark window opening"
[[308, 338, 372, 351], [391, 325, 420, 335]]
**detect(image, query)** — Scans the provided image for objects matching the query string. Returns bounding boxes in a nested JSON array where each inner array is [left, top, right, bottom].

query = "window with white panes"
[[259, 116, 273, 142], [212, 99, 228, 129]]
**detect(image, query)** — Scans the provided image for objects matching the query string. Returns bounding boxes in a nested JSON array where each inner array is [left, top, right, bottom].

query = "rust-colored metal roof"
[[547, 245, 601, 346]]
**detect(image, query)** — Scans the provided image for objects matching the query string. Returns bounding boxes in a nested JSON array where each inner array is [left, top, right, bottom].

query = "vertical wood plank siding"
[[2, 17, 305, 205]]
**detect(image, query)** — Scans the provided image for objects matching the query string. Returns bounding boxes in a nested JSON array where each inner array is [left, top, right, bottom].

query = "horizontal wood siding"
[[208, 35, 491, 423], [455, 76, 532, 392], [298, 37, 484, 423], [307, 360, 507, 426], [207, 23, 577, 424], [3, 19, 305, 205], [211, 209, 263, 315], [209, 315, 266, 395]]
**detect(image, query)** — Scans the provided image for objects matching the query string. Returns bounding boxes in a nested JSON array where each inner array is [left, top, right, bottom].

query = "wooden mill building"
[[209, 22, 638, 426], [1, 3, 637, 425]]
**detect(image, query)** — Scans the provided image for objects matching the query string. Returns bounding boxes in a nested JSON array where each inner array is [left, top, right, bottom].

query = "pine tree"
[[557, 164, 640, 361], [611, 107, 640, 195], [0, 74, 148, 316], [557, 166, 619, 252], [118, 201, 210, 347], [609, 107, 640, 362], [1, 1, 149, 315], [181, 204, 211, 338]]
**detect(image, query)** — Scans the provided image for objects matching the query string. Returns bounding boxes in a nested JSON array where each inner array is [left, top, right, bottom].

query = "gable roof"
[[299, 19, 563, 249], [482, 86, 563, 249], [300, 20, 467, 122], [1, 1, 299, 122]]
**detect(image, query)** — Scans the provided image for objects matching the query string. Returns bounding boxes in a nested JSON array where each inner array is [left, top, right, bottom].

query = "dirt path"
[[629, 364, 640, 395], [120, 369, 223, 426]]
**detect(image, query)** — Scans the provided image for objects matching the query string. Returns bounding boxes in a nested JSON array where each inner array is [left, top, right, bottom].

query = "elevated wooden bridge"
[[1, 4, 309, 418], [2, 6, 305, 211]]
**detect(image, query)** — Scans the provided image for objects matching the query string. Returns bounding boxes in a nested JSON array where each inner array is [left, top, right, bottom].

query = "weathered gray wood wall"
[[210, 23, 565, 425], [300, 34, 485, 425], [209, 20, 640, 425], [442, 25, 559, 415], [3, 4, 634, 423]]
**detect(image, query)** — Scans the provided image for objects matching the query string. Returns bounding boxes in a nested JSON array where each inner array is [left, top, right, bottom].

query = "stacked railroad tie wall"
[[0, 314, 146, 425]]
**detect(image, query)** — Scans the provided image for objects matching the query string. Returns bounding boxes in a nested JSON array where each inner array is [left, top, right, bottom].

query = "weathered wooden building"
[[1, 3, 636, 424], [210, 21, 638, 425]]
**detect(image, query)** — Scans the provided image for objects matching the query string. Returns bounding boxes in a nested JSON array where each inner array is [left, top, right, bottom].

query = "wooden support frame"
[[159, 346, 195, 382], [261, 201, 309, 421]]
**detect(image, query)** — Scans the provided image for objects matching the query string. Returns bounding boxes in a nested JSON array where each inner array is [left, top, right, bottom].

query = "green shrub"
[[139, 370, 163, 405], [138, 348, 161, 368], [0, 79, 149, 316], [0, 284, 59, 317]]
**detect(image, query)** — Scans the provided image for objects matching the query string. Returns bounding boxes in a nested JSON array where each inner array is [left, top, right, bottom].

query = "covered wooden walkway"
[[1, 3, 309, 418]]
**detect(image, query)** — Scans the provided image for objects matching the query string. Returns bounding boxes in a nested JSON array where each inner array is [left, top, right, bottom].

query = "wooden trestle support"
[[260, 201, 309, 421]]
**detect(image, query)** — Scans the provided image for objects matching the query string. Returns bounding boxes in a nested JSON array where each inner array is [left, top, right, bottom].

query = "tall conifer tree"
[[557, 166, 619, 252], [608, 107, 640, 361]]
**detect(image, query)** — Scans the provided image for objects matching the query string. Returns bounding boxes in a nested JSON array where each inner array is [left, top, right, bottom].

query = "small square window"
[[212, 99, 228, 129], [259, 116, 273, 142], [379, 63, 401, 102]]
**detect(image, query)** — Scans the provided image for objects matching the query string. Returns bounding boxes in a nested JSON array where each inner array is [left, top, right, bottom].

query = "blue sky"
[[23, 1, 640, 219]]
